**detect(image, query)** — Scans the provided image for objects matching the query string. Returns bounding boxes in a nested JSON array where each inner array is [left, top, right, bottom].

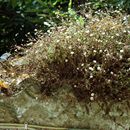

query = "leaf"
[[10, 0, 17, 8], [35, 0, 47, 6], [76, 16, 85, 26]]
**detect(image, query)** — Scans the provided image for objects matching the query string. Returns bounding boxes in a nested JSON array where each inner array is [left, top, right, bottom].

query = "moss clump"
[[28, 13, 130, 102]]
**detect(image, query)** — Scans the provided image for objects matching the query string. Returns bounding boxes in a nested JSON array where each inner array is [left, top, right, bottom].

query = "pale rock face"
[[0, 78, 130, 130], [0, 53, 11, 61]]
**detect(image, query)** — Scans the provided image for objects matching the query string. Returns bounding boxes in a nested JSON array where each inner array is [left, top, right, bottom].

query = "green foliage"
[[0, 0, 72, 54], [28, 13, 130, 101], [87, 0, 130, 11], [1, 0, 130, 55]]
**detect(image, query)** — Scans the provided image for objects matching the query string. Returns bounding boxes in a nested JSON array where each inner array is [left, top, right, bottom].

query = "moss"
[[27, 13, 130, 102]]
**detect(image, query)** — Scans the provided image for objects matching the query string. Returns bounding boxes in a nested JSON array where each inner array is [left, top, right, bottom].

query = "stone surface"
[[0, 53, 11, 61], [0, 101, 17, 123], [0, 78, 130, 130]]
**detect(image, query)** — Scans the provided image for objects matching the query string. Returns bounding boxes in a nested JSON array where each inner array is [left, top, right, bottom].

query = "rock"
[[0, 53, 11, 62], [0, 101, 17, 122], [18, 78, 42, 99], [1, 79, 130, 130]]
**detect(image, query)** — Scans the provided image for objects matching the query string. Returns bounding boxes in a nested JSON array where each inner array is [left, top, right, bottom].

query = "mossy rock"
[[0, 102, 17, 122]]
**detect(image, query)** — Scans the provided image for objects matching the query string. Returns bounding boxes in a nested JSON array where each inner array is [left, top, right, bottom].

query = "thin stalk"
[[0, 123, 68, 130], [68, 0, 72, 9]]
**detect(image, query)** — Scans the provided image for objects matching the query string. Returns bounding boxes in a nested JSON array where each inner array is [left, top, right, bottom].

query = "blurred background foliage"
[[88, 0, 130, 10], [0, 0, 130, 55], [0, 0, 72, 54]]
